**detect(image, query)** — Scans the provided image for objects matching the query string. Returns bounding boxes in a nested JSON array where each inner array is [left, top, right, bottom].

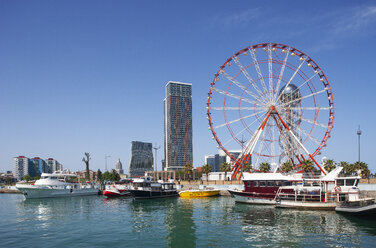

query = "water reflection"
[[17, 196, 100, 228], [165, 199, 196, 248], [232, 203, 370, 247]]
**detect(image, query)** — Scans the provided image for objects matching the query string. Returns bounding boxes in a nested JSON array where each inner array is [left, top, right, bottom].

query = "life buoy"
[[334, 186, 341, 192]]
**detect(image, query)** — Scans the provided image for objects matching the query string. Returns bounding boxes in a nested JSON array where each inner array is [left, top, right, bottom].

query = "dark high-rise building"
[[164, 81, 193, 171], [129, 141, 153, 177]]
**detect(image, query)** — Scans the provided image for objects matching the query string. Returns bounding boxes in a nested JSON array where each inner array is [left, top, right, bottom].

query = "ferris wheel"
[[206, 43, 334, 178]]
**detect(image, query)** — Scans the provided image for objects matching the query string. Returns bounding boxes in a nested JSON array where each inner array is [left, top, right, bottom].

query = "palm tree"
[[339, 161, 351, 175], [242, 163, 252, 173], [202, 164, 212, 182], [220, 162, 231, 181], [323, 159, 336, 173], [281, 161, 293, 172], [301, 159, 314, 172], [353, 161, 370, 178], [259, 162, 271, 172], [82, 152, 91, 181], [183, 163, 193, 180]]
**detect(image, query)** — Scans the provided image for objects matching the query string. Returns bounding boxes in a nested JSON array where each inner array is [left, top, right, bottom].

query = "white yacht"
[[16, 173, 99, 199]]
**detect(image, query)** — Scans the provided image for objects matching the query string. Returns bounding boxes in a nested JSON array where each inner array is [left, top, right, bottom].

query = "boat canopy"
[[242, 172, 302, 181]]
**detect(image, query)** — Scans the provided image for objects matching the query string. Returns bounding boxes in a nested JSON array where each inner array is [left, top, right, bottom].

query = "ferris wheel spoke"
[[211, 87, 261, 105], [220, 70, 267, 105], [250, 48, 270, 102], [274, 50, 290, 100], [277, 88, 328, 108], [295, 125, 321, 146], [267, 45, 274, 102], [231, 57, 267, 103], [209, 106, 266, 111], [278, 70, 321, 104], [254, 127, 268, 167], [288, 106, 332, 111], [275, 60, 305, 104], [213, 109, 267, 129], [300, 117, 328, 129], [221, 118, 260, 147]]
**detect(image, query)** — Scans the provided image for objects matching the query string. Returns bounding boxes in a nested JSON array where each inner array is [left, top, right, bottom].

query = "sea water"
[[1, 194, 376, 247]]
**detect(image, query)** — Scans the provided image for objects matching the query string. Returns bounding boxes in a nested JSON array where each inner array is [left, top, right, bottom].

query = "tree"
[[102, 171, 114, 182], [301, 160, 314, 172], [183, 164, 193, 180], [281, 161, 293, 172], [111, 169, 121, 181], [202, 164, 212, 181], [259, 162, 271, 172], [220, 162, 231, 180], [353, 161, 370, 178], [323, 159, 336, 173], [23, 174, 32, 182], [242, 163, 252, 173], [339, 161, 353, 175], [82, 152, 91, 181], [97, 169, 102, 182]]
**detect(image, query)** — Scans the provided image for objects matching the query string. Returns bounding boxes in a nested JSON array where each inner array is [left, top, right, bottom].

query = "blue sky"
[[1, 0, 376, 173]]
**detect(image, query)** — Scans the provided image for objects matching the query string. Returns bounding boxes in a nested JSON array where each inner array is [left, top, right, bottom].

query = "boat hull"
[[103, 190, 130, 197], [129, 189, 178, 199], [16, 186, 99, 199], [179, 189, 220, 198], [228, 189, 276, 205], [276, 200, 337, 210], [335, 204, 376, 217]]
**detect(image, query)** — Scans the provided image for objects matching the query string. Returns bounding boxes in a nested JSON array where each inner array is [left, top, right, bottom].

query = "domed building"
[[115, 158, 124, 175]]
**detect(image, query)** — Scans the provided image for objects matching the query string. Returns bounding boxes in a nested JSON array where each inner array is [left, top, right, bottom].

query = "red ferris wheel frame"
[[207, 43, 334, 177]]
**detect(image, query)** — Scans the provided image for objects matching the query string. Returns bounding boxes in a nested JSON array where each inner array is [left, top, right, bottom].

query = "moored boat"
[[16, 173, 99, 199], [129, 177, 178, 199], [275, 167, 362, 210], [179, 188, 220, 198], [335, 198, 376, 217], [103, 184, 131, 197], [228, 172, 302, 204]]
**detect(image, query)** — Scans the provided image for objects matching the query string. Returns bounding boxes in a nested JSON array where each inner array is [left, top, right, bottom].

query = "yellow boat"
[[179, 189, 221, 198]]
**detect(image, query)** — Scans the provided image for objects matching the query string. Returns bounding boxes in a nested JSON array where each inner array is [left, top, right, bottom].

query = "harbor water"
[[1, 194, 376, 247]]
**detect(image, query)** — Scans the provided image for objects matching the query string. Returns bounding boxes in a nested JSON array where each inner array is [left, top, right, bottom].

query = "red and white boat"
[[103, 184, 131, 197], [228, 172, 302, 204]]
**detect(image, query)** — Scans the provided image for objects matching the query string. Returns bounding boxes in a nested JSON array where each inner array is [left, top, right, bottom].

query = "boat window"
[[283, 181, 292, 186], [254, 181, 259, 187], [336, 179, 344, 186], [267, 181, 275, 187], [246, 181, 251, 187], [259, 181, 266, 187], [346, 179, 355, 186], [275, 181, 282, 186], [51, 177, 58, 180]]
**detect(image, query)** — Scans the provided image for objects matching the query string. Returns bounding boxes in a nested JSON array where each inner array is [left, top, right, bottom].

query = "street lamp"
[[357, 126, 362, 169], [105, 154, 111, 171]]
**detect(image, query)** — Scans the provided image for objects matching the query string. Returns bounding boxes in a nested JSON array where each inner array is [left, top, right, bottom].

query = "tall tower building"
[[164, 81, 193, 171]]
